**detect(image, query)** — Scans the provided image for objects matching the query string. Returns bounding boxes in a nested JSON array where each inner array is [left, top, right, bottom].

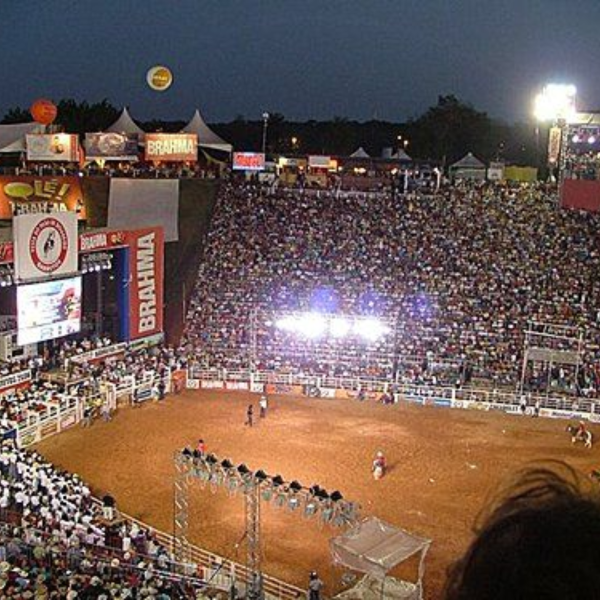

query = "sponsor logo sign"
[[145, 133, 197, 162], [14, 212, 78, 281], [0, 176, 85, 220], [250, 383, 265, 393], [186, 379, 200, 389], [225, 382, 249, 391], [232, 152, 265, 171], [79, 230, 126, 253], [308, 155, 331, 168], [200, 380, 224, 389], [127, 228, 164, 340], [26, 134, 79, 162]]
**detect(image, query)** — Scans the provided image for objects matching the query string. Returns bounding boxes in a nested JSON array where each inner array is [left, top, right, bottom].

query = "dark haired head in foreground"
[[444, 461, 600, 600]]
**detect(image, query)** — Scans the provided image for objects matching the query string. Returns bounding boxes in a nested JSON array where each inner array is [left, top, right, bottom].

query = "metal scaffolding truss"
[[173, 452, 192, 564], [172, 450, 360, 599]]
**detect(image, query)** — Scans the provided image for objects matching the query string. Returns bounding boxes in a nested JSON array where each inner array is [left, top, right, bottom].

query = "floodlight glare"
[[275, 316, 298, 332], [588, 135, 597, 145], [353, 318, 390, 341], [330, 317, 351, 337], [299, 313, 327, 339], [533, 84, 577, 122]]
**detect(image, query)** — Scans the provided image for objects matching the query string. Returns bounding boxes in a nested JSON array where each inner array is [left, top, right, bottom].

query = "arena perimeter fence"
[[5, 371, 306, 600], [187, 367, 600, 424]]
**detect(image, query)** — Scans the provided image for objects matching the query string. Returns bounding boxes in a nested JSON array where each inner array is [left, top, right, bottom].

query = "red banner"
[[79, 230, 127, 253], [127, 227, 164, 340], [0, 176, 86, 220]]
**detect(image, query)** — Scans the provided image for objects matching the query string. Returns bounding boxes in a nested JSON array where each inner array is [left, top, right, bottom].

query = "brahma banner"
[[26, 134, 80, 162], [13, 212, 78, 282], [127, 227, 164, 340], [145, 133, 197, 162], [0, 176, 86, 219], [232, 152, 265, 171], [79, 230, 127, 253], [85, 133, 139, 160]]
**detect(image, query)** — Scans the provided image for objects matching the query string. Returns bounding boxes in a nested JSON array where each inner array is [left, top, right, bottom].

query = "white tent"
[[350, 147, 370, 158], [331, 517, 431, 600], [106, 107, 145, 138], [181, 109, 232, 153], [392, 149, 412, 162], [450, 152, 486, 180], [0, 122, 42, 153]]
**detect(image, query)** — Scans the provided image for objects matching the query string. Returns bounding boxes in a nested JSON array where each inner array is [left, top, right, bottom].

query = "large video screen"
[[17, 276, 82, 346]]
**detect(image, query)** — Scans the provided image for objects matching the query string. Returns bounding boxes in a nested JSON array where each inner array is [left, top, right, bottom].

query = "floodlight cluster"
[[274, 313, 391, 342], [534, 84, 577, 122]]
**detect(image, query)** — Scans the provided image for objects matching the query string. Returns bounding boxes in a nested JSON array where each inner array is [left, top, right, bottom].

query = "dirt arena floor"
[[36, 390, 599, 598]]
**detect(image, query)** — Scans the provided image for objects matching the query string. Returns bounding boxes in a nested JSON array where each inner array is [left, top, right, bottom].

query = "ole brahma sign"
[[13, 212, 78, 282]]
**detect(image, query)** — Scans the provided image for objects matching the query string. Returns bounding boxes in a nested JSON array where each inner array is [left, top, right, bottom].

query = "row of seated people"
[[0, 441, 203, 598], [181, 180, 600, 394]]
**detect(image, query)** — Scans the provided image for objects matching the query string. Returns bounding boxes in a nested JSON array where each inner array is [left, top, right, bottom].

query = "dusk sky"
[[2, 0, 600, 124]]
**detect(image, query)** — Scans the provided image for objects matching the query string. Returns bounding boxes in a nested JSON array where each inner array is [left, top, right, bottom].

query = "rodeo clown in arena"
[[372, 451, 386, 480]]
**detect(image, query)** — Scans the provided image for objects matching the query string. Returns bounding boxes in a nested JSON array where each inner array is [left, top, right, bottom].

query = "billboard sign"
[[85, 133, 139, 160], [14, 212, 78, 282], [17, 276, 82, 345], [308, 155, 331, 168], [144, 133, 197, 162], [26, 134, 79, 162], [232, 152, 265, 171], [127, 227, 164, 340], [0, 176, 86, 219]]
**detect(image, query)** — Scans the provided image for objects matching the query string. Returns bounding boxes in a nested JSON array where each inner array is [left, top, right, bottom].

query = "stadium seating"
[[181, 181, 600, 395]]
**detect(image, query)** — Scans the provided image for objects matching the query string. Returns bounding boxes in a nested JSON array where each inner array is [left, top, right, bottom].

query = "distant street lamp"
[[261, 112, 270, 155], [291, 136, 298, 150]]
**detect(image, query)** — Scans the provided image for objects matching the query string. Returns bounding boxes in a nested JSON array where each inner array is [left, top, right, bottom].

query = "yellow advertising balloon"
[[146, 66, 173, 91]]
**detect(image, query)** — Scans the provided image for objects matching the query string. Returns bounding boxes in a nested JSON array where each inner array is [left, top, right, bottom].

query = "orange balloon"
[[30, 99, 57, 125]]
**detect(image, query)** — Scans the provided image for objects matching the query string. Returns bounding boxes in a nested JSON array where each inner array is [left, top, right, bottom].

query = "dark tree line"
[[2, 95, 541, 166]]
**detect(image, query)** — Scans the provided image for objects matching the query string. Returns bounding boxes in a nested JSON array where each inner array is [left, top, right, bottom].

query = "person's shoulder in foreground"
[[443, 460, 600, 600]]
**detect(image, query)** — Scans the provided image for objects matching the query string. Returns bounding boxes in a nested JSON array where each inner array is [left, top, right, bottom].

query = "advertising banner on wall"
[[308, 155, 331, 168], [548, 126, 562, 165], [0, 176, 86, 219], [26, 134, 79, 162], [127, 227, 164, 340], [79, 230, 127, 253], [85, 133, 139, 160], [144, 133, 197, 162], [13, 212, 78, 282], [232, 152, 265, 171]]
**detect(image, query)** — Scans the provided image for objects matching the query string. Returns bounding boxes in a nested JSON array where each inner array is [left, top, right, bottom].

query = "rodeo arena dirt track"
[[35, 389, 599, 599]]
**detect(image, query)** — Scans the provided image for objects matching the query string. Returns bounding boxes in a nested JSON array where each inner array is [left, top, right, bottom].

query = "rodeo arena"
[[0, 92, 600, 600]]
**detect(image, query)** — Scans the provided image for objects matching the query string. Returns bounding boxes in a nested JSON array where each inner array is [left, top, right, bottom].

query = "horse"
[[566, 424, 593, 449]]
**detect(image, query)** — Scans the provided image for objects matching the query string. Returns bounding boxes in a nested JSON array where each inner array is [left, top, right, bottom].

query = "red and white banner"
[[13, 212, 78, 282], [127, 227, 164, 340], [232, 152, 265, 171], [79, 230, 127, 253], [145, 133, 197, 162], [26, 134, 80, 162]]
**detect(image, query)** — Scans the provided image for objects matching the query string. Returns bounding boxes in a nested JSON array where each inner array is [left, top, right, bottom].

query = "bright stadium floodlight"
[[330, 316, 351, 337], [353, 318, 390, 341], [275, 316, 298, 332], [533, 84, 577, 123], [299, 313, 327, 339]]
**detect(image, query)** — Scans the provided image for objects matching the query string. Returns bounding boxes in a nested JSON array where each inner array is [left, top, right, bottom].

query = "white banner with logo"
[[13, 212, 78, 281], [26, 134, 79, 162]]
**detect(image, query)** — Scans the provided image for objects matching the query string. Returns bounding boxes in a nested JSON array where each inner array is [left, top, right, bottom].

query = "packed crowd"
[[181, 181, 600, 393], [0, 441, 204, 598], [0, 338, 182, 437]]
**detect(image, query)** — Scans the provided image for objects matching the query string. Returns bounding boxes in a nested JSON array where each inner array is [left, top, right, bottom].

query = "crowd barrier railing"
[[186, 367, 600, 423]]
